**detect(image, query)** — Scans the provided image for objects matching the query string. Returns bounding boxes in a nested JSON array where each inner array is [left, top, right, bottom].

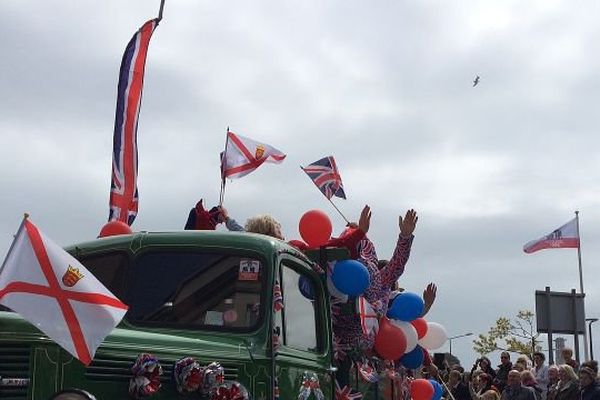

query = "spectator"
[[517, 355, 532, 370], [448, 369, 472, 400], [514, 362, 527, 373], [496, 352, 513, 392], [554, 365, 579, 400], [578, 366, 600, 400], [470, 373, 498, 400], [521, 370, 543, 400], [546, 365, 559, 400], [580, 361, 598, 375], [501, 370, 536, 400], [560, 348, 579, 372], [472, 357, 497, 381], [533, 352, 549, 400]]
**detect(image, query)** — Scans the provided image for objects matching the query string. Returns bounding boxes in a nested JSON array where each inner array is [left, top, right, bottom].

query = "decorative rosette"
[[357, 359, 379, 383], [201, 362, 225, 395], [129, 353, 163, 399], [211, 381, 250, 400], [173, 357, 203, 394], [298, 372, 325, 400]]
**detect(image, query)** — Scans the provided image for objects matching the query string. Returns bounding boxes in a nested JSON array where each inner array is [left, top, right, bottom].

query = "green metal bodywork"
[[0, 231, 335, 400]]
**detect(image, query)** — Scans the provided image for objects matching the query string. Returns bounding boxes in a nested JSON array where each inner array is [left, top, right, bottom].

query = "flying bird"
[[473, 75, 480, 87]]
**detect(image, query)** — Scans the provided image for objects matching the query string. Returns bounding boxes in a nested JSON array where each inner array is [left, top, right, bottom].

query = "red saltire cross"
[[0, 220, 128, 365]]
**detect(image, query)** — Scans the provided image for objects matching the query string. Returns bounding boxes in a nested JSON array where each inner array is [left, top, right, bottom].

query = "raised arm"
[[379, 209, 417, 287], [421, 283, 437, 317], [220, 206, 245, 232]]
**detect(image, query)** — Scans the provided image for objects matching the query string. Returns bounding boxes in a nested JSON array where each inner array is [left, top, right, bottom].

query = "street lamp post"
[[586, 318, 598, 360], [448, 332, 474, 356]]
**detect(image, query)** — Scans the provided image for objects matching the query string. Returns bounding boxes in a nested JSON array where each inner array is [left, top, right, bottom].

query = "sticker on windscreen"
[[239, 259, 261, 281]]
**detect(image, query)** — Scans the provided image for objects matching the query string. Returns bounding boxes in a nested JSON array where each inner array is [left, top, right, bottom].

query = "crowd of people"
[[432, 349, 600, 400]]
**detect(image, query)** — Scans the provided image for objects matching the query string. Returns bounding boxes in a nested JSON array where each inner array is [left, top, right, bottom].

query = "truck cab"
[[0, 230, 339, 399]]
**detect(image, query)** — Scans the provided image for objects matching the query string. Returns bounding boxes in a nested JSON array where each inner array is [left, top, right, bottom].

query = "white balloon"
[[390, 320, 419, 352], [418, 322, 448, 350]]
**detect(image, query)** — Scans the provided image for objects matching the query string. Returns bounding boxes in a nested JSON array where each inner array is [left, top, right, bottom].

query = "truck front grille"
[[0, 344, 31, 400]]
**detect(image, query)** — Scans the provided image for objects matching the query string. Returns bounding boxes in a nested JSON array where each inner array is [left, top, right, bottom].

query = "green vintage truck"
[[0, 230, 397, 399]]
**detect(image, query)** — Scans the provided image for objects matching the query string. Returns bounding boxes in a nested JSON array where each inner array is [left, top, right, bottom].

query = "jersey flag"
[[109, 19, 159, 225], [301, 156, 346, 200], [221, 131, 286, 179], [523, 217, 580, 254], [0, 219, 128, 365]]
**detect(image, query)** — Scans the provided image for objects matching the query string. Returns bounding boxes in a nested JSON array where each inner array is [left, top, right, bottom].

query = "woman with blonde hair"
[[516, 355, 532, 370], [481, 390, 501, 400], [521, 370, 543, 400], [244, 214, 284, 239], [554, 365, 579, 400]]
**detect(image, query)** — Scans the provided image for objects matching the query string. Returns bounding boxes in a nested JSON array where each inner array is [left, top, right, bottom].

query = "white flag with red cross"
[[0, 218, 128, 365], [221, 131, 286, 179]]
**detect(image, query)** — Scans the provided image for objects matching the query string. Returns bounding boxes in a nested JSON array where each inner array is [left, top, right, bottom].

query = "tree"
[[473, 310, 542, 357]]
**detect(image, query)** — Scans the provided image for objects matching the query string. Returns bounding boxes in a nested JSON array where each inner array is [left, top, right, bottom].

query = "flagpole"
[[575, 210, 590, 360], [157, 0, 166, 22], [0, 214, 28, 276], [327, 198, 350, 224], [219, 127, 230, 206]]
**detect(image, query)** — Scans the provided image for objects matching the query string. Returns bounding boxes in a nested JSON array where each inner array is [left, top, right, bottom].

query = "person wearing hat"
[[579, 366, 600, 400]]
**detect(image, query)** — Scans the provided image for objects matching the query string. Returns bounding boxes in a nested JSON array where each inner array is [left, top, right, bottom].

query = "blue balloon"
[[387, 292, 424, 321], [429, 379, 443, 400], [400, 345, 424, 369], [298, 275, 315, 300], [330, 259, 370, 296]]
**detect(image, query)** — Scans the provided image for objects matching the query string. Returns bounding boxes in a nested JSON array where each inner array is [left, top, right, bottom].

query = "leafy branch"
[[473, 310, 541, 357]]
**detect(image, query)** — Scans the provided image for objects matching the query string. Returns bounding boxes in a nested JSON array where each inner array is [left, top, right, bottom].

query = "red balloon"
[[374, 317, 407, 360], [298, 210, 332, 247], [99, 221, 133, 238], [411, 317, 429, 339], [411, 379, 435, 400]]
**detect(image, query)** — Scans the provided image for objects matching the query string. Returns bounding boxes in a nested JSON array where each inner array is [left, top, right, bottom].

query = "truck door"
[[272, 258, 333, 399]]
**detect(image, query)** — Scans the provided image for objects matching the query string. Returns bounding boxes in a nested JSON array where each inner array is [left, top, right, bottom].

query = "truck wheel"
[[49, 389, 97, 400]]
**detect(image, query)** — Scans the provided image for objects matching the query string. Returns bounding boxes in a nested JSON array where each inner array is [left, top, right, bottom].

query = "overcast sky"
[[2, 0, 600, 367]]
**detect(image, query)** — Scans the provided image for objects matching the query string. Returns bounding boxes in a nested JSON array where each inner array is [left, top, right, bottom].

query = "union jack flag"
[[109, 19, 159, 225], [357, 359, 380, 383], [335, 381, 363, 400], [301, 156, 346, 200]]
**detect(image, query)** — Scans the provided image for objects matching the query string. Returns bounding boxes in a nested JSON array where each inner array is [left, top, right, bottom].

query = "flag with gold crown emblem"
[[221, 131, 286, 179], [0, 218, 128, 365]]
